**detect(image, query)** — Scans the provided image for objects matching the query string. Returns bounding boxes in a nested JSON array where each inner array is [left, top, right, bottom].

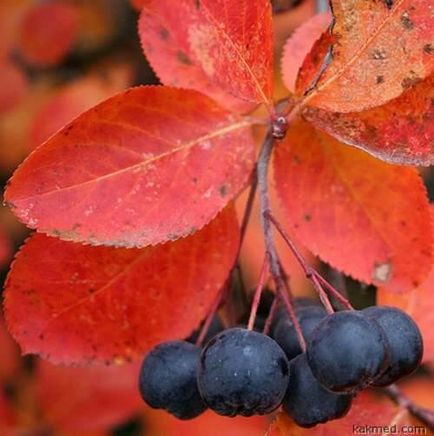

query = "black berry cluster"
[[138, 299, 423, 428], [270, 301, 423, 427]]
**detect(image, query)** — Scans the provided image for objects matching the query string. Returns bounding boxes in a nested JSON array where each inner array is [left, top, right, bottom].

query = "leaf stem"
[[257, 130, 306, 352]]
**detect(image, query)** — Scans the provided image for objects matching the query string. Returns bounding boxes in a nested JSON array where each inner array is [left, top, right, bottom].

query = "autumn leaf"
[[268, 390, 432, 435], [16, 2, 78, 67], [302, 74, 434, 166], [4, 206, 239, 365], [0, 58, 27, 114], [274, 120, 432, 293], [301, 0, 434, 112], [35, 361, 142, 432], [139, 0, 273, 112], [281, 12, 331, 93], [5, 86, 254, 248]]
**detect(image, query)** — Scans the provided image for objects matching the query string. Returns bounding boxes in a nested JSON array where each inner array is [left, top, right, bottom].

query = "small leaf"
[[139, 0, 273, 112], [274, 120, 432, 293], [5, 86, 254, 248], [36, 360, 142, 431], [304, 0, 434, 112], [4, 206, 239, 365], [281, 12, 331, 93], [302, 74, 434, 166], [16, 2, 78, 67]]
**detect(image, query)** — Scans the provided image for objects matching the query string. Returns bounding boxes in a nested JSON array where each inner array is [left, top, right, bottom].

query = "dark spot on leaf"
[[402, 75, 421, 90], [159, 27, 169, 40], [177, 51, 192, 65], [303, 214, 312, 222], [219, 185, 228, 197], [372, 48, 386, 60], [424, 44, 434, 54], [376, 75, 385, 84], [39, 333, 44, 340], [194, 0, 200, 9], [192, 177, 198, 184], [400, 12, 413, 30]]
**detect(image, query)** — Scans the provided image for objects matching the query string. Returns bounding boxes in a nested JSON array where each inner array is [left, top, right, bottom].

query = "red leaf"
[[302, 74, 434, 166], [268, 390, 421, 435], [36, 360, 142, 431], [5, 86, 254, 248], [274, 120, 432, 293], [4, 206, 239, 364], [281, 12, 331, 93], [303, 0, 434, 112], [0, 59, 28, 114], [139, 0, 273, 112], [16, 2, 78, 67]]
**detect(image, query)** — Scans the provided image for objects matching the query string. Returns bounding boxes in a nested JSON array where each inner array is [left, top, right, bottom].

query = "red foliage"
[[5, 87, 254, 248], [139, 0, 273, 112], [4, 206, 239, 364], [274, 120, 432, 293]]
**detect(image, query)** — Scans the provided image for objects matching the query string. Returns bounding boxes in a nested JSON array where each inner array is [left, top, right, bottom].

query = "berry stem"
[[196, 282, 227, 347], [247, 256, 269, 331], [262, 294, 279, 335], [384, 384, 434, 431], [313, 271, 353, 310], [257, 130, 306, 352], [267, 211, 353, 311]]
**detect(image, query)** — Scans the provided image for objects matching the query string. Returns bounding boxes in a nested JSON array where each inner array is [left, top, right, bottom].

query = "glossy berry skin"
[[139, 341, 206, 420], [283, 354, 353, 428], [363, 306, 423, 386], [306, 310, 389, 393], [197, 328, 289, 417], [273, 305, 326, 360]]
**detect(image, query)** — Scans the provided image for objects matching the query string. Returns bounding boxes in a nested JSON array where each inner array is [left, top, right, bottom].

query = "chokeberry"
[[306, 310, 389, 393], [271, 297, 321, 335], [283, 353, 353, 427], [273, 305, 326, 360], [197, 327, 289, 417], [363, 305, 423, 386], [139, 341, 206, 420]]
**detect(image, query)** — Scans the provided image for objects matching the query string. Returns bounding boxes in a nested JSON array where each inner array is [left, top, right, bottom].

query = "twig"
[[257, 131, 306, 352], [383, 384, 434, 431]]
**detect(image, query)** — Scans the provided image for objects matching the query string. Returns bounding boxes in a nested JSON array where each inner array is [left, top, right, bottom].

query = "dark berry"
[[363, 306, 423, 386], [271, 297, 321, 335], [139, 341, 206, 419], [186, 315, 224, 345], [273, 305, 327, 360], [283, 354, 353, 427], [306, 310, 389, 393], [197, 327, 289, 417]]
